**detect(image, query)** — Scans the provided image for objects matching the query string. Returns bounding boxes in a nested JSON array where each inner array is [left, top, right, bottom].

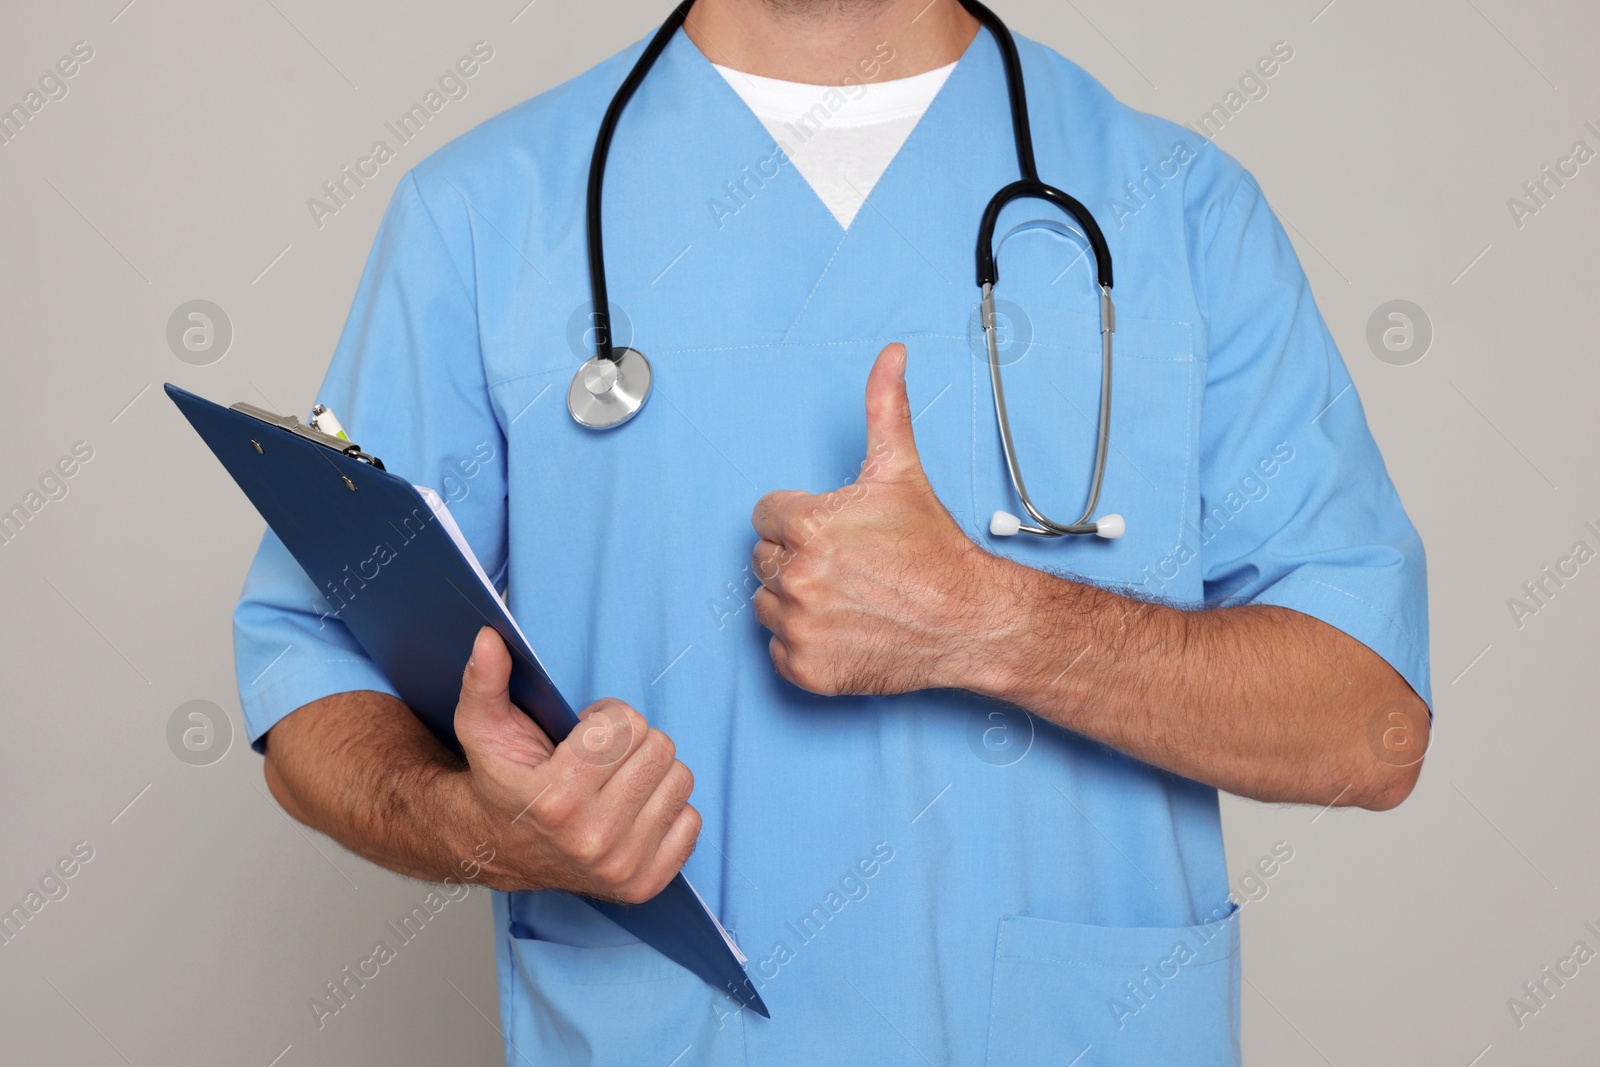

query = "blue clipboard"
[[167, 383, 768, 1018]]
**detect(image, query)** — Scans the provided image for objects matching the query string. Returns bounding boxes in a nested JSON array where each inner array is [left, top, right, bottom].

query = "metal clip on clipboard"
[[229, 402, 388, 471]]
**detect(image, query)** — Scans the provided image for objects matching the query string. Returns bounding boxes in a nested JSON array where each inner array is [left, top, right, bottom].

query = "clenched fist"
[[453, 627, 701, 904]]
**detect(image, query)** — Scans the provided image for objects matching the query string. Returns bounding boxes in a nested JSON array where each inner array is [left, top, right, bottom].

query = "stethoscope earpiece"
[[990, 510, 1024, 537], [1094, 514, 1125, 539], [991, 511, 1126, 539]]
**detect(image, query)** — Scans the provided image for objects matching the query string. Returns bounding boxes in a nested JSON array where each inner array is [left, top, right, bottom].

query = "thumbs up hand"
[[750, 343, 1003, 697]]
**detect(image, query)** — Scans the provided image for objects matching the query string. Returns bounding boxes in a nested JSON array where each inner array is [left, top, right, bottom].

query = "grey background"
[[1, 0, 1594, 1063]]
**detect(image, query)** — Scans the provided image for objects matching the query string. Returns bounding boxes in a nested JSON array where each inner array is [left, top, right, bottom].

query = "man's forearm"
[[263, 690, 485, 884], [963, 557, 1428, 810], [260, 647, 704, 904]]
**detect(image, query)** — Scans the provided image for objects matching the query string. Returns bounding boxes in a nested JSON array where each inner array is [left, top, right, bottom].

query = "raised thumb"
[[860, 342, 923, 483]]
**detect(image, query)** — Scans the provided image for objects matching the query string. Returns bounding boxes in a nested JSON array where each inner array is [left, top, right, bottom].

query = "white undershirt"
[[712, 61, 957, 229]]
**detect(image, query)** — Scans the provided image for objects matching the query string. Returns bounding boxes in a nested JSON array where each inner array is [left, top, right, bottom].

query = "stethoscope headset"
[[567, 0, 1124, 541]]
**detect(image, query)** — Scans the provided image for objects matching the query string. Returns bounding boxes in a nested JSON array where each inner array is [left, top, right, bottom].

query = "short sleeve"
[[233, 169, 508, 751], [1193, 172, 1431, 709]]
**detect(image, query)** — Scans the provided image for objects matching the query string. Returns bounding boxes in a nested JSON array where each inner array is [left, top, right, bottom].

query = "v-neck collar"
[[675, 25, 994, 236], [765, 28, 1017, 342], [597, 25, 1018, 352]]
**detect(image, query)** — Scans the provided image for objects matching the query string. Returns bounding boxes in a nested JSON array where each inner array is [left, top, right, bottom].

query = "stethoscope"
[[567, 0, 1124, 542]]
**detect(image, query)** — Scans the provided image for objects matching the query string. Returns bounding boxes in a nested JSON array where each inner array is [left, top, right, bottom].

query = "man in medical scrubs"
[[238, 0, 1431, 1062]]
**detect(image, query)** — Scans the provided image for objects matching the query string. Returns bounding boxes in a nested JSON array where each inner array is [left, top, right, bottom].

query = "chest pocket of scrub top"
[[969, 267, 1198, 598], [984, 908, 1241, 1066]]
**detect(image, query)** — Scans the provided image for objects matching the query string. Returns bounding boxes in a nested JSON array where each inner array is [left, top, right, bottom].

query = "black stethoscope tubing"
[[584, 0, 1113, 355], [576, 0, 1122, 540]]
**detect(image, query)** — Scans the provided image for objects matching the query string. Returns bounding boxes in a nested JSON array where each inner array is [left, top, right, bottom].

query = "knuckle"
[[751, 589, 774, 629], [628, 731, 671, 784], [786, 654, 831, 695], [788, 659, 813, 690], [577, 700, 647, 764], [591, 852, 634, 890], [784, 612, 817, 649], [529, 786, 574, 827], [619, 703, 650, 741], [778, 511, 812, 545], [619, 769, 654, 810], [762, 598, 788, 636], [668, 760, 694, 802], [616, 877, 659, 906], [680, 803, 703, 844], [781, 550, 811, 584], [565, 825, 608, 867], [584, 696, 631, 721], [653, 771, 693, 833], [647, 727, 676, 765]]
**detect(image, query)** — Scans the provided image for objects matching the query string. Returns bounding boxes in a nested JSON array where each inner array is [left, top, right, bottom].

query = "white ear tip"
[[1094, 514, 1125, 539], [990, 510, 1023, 537]]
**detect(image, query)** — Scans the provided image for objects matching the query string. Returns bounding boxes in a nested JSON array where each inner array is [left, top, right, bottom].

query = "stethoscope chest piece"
[[568, 347, 652, 429]]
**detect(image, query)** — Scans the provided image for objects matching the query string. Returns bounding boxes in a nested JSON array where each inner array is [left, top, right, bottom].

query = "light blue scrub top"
[[234, 27, 1430, 1067]]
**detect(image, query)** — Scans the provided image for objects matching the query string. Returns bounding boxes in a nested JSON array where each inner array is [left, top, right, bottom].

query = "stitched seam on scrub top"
[[970, 346, 979, 538], [997, 954, 1234, 968], [489, 322, 1202, 370], [527, 972, 693, 988], [483, 335, 976, 390], [662, 334, 970, 354], [246, 657, 389, 695], [1016, 319, 1199, 363], [1263, 574, 1427, 667], [995, 914, 1238, 969], [780, 230, 853, 343], [405, 171, 479, 310], [1022, 340, 1193, 362], [1274, 575, 1423, 664], [243, 657, 394, 719], [984, 917, 1007, 1059], [1176, 354, 1195, 556]]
